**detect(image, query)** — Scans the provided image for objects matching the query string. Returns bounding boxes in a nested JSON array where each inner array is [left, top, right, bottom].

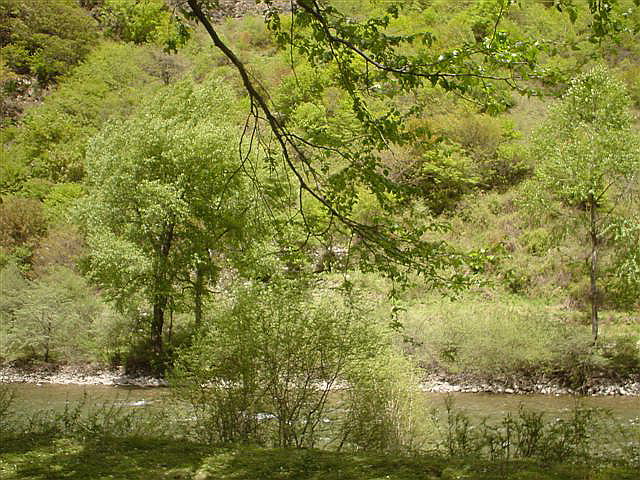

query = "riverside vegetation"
[[1, 0, 640, 478], [1, 383, 639, 479]]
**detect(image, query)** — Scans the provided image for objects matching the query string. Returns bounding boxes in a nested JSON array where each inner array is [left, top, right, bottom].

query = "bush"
[[0, 0, 98, 85], [402, 294, 559, 377], [549, 331, 607, 390], [0, 196, 46, 266], [0, 266, 102, 364], [341, 349, 427, 452], [600, 334, 640, 377], [172, 280, 421, 450]]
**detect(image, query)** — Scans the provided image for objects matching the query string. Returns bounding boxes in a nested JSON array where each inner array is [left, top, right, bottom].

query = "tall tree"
[[530, 65, 640, 341], [81, 78, 256, 367]]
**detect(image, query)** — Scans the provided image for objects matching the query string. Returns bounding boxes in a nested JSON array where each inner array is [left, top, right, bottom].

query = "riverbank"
[[421, 373, 640, 396], [0, 365, 168, 387], [2, 365, 639, 396]]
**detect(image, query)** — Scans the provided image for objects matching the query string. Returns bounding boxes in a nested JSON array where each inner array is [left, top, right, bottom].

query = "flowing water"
[[6, 383, 639, 421]]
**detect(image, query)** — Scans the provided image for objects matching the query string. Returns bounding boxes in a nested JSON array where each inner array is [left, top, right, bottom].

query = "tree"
[[81, 78, 257, 368], [1, 265, 100, 363], [530, 65, 640, 342], [174, 0, 639, 284]]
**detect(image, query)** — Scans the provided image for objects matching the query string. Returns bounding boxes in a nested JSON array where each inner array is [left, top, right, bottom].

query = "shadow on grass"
[[198, 448, 640, 480], [1, 436, 638, 480], [1, 434, 209, 480]]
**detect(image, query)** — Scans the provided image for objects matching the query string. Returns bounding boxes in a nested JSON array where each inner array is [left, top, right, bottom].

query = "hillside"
[[0, 0, 638, 393]]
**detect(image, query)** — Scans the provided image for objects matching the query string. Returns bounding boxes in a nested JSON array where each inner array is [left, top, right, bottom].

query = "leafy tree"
[[530, 65, 640, 341], [176, 0, 639, 283], [81, 78, 257, 368], [1, 266, 101, 363]]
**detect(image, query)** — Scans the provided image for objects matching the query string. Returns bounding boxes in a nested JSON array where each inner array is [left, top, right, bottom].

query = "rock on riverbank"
[[420, 373, 640, 396], [0, 366, 167, 387], [2, 366, 638, 395]]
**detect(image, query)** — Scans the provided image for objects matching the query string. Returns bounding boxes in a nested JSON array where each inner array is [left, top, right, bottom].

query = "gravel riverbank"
[[2, 366, 638, 395], [420, 373, 640, 396], [0, 366, 168, 387]]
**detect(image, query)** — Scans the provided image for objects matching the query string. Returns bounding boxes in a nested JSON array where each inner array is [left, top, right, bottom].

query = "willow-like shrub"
[[171, 279, 424, 451]]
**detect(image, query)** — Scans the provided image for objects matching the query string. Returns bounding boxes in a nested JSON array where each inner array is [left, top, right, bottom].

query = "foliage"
[[531, 65, 638, 210], [402, 294, 559, 375], [341, 347, 427, 453], [0, 196, 46, 266], [30, 226, 85, 275], [172, 280, 420, 450], [429, 398, 636, 467], [528, 64, 640, 339], [603, 215, 640, 309], [401, 291, 639, 387], [0, 0, 98, 86], [81, 77, 258, 363], [42, 183, 85, 226], [0, 196, 46, 249], [1, 41, 170, 185], [99, 0, 189, 50], [0, 266, 102, 363]]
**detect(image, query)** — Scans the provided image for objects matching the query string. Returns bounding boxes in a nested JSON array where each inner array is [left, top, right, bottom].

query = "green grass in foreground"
[[0, 435, 637, 480]]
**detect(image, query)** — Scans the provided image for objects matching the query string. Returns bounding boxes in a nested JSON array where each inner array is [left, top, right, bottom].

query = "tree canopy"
[[530, 65, 640, 341], [81, 78, 260, 365], [175, 0, 640, 284]]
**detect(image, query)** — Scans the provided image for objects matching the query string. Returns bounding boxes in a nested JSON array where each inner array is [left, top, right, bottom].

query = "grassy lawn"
[[0, 435, 637, 480]]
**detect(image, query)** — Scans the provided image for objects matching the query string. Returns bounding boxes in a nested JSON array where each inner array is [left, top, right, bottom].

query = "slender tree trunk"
[[589, 197, 599, 343], [194, 265, 204, 328], [150, 223, 175, 364], [43, 312, 50, 363], [168, 300, 174, 344], [151, 295, 167, 358]]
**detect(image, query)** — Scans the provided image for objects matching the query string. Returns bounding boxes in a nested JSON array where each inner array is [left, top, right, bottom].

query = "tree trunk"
[[43, 312, 50, 363], [150, 223, 175, 364], [589, 197, 599, 343], [194, 264, 204, 328], [151, 295, 167, 358]]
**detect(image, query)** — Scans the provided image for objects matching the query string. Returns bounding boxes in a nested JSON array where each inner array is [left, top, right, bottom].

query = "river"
[[6, 384, 639, 420]]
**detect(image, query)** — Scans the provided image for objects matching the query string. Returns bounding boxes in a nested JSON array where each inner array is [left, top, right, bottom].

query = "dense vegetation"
[[0, 0, 639, 476]]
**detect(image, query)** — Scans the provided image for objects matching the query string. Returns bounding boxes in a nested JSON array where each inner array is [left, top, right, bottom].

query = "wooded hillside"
[[1, 0, 638, 389]]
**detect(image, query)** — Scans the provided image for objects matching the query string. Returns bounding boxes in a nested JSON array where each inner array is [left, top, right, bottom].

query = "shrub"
[[0, 0, 98, 85], [1, 266, 102, 364], [0, 196, 46, 264], [341, 349, 427, 453], [402, 294, 559, 377], [549, 331, 608, 390], [172, 280, 421, 450]]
